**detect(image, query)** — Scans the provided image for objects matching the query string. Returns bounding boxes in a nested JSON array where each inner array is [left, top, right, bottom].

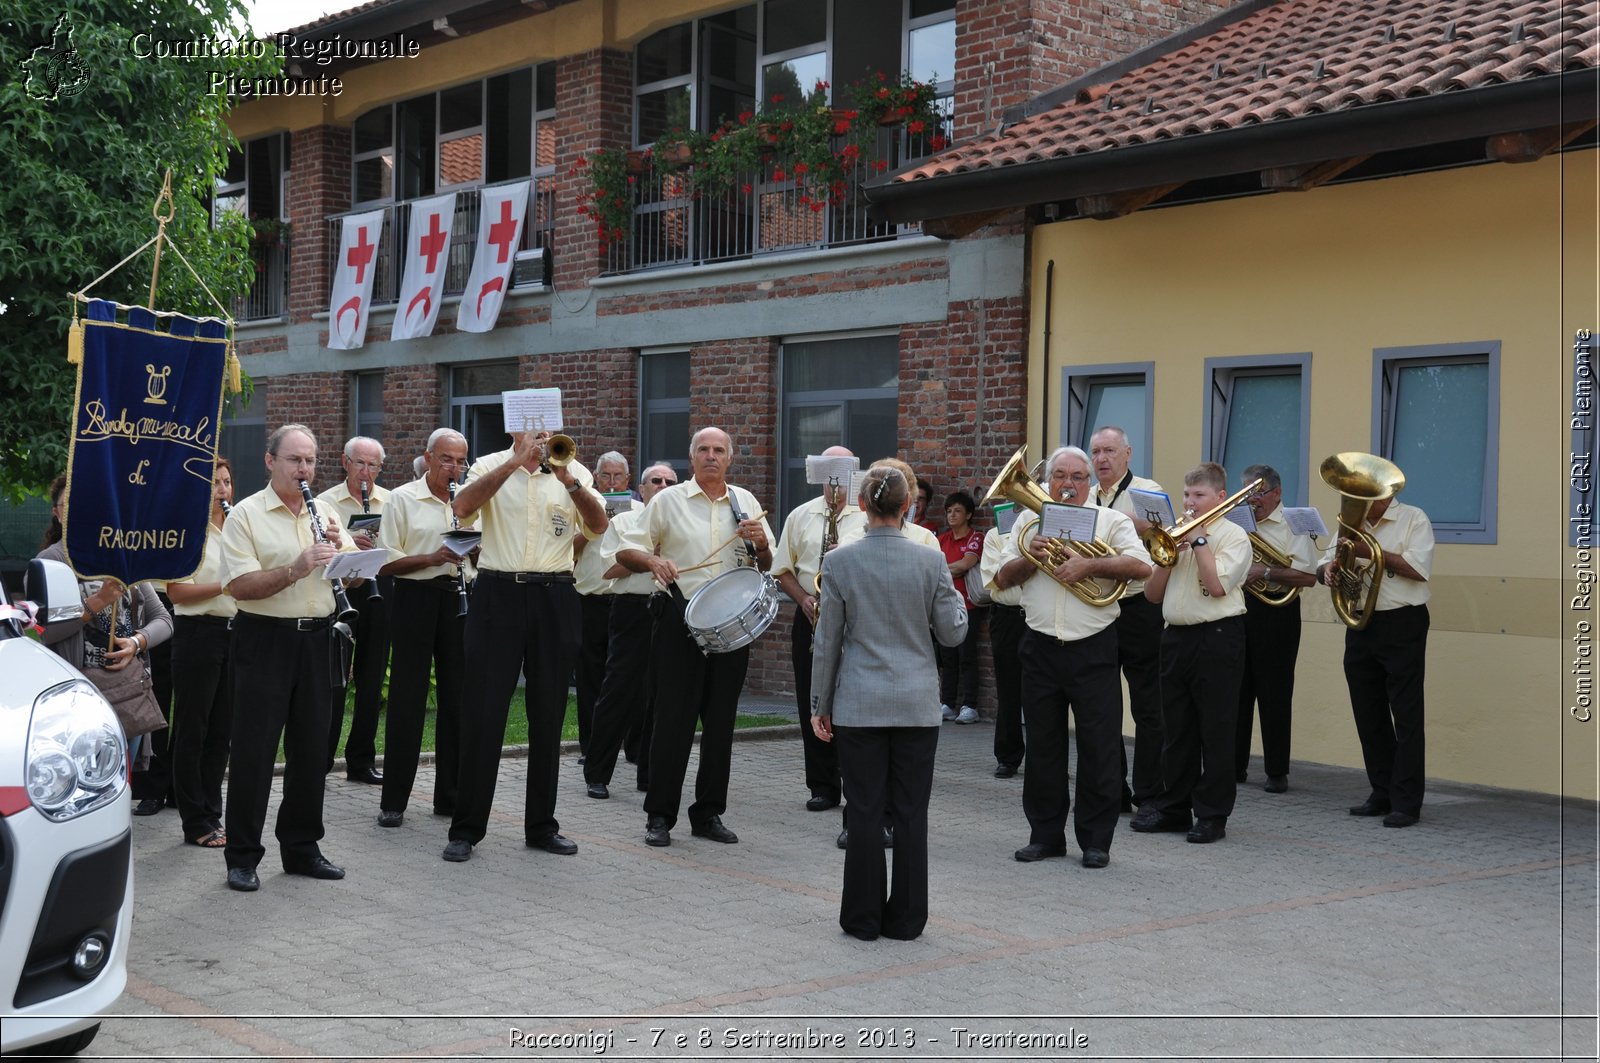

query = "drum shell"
[[683, 568, 780, 654]]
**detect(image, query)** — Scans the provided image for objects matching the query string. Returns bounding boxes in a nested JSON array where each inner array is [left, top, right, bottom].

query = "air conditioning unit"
[[512, 246, 551, 290]]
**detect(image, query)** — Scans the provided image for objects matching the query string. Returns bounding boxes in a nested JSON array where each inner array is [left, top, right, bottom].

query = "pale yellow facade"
[[1027, 149, 1599, 798]]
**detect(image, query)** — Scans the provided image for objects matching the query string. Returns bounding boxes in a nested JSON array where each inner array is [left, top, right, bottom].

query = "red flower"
[[770, 93, 784, 104], [833, 120, 851, 135], [773, 168, 787, 181], [574, 155, 588, 168], [739, 110, 754, 123], [876, 87, 890, 99], [794, 161, 808, 175], [930, 135, 948, 151], [741, 183, 753, 195], [872, 160, 889, 172], [907, 120, 926, 134], [840, 143, 860, 160], [810, 201, 824, 212]]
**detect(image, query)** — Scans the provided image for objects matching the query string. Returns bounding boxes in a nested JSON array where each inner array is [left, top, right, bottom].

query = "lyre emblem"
[[144, 363, 171, 405]]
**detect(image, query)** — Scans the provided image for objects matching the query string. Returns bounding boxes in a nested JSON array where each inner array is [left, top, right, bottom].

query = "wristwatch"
[[1192, 536, 1209, 548]]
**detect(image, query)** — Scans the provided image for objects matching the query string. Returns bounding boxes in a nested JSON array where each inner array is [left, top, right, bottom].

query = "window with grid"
[[1062, 364, 1154, 479], [640, 350, 692, 484], [351, 371, 385, 445], [1206, 355, 1310, 505], [449, 362, 519, 464]]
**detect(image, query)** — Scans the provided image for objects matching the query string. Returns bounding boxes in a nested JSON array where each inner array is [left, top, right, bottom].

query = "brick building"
[[223, 0, 1229, 704]]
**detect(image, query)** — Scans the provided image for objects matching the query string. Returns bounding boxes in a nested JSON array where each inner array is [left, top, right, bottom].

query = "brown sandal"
[[186, 827, 226, 848]]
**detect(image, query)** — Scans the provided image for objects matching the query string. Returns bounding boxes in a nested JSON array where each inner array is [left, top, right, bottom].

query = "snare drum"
[[683, 567, 780, 655]]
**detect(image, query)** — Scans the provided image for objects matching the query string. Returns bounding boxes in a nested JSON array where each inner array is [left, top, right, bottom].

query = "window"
[[351, 371, 384, 443], [219, 381, 270, 499], [1062, 364, 1154, 478], [215, 135, 287, 224], [449, 362, 519, 462], [1374, 342, 1499, 543], [779, 333, 899, 529], [635, 9, 756, 145], [760, 0, 829, 111], [1206, 355, 1311, 505], [640, 350, 692, 484]]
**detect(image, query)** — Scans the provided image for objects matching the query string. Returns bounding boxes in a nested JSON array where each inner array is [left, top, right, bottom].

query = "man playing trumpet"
[[994, 447, 1151, 869]]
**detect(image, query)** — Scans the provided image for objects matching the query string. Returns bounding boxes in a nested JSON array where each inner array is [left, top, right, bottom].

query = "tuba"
[[1142, 479, 1263, 568], [1320, 452, 1405, 631], [981, 446, 1126, 607]]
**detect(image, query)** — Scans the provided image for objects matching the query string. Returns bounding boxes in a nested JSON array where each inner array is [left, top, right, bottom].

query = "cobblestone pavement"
[[100, 709, 1597, 1061]]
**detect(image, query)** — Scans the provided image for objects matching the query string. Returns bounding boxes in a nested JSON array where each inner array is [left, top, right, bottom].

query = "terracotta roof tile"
[[896, 0, 1594, 184]]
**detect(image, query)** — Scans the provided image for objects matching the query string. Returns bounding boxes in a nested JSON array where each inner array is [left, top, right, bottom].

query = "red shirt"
[[939, 526, 984, 609]]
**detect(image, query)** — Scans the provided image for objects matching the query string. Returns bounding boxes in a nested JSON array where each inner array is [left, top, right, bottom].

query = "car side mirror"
[[25, 558, 84, 627]]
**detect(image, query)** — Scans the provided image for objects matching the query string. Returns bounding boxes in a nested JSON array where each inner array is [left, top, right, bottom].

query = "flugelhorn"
[[981, 446, 1125, 607], [1320, 452, 1405, 631], [545, 433, 577, 468], [1141, 479, 1262, 568], [1244, 530, 1303, 606]]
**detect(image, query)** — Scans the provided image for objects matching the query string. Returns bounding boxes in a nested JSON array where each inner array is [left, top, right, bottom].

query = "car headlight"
[[27, 679, 127, 821]]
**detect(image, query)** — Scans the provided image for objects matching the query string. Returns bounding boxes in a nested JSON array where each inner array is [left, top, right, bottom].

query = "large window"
[[1062, 363, 1154, 479], [219, 381, 270, 499], [449, 362, 519, 463], [640, 350, 692, 483], [214, 134, 287, 226], [1206, 355, 1310, 505], [635, 9, 756, 145], [779, 333, 899, 527], [1374, 342, 1499, 543]]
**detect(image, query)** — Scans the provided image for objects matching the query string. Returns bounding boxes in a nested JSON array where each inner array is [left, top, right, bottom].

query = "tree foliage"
[[0, 1, 279, 501]]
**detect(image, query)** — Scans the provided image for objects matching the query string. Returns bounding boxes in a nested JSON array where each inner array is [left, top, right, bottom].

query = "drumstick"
[[685, 510, 769, 571]]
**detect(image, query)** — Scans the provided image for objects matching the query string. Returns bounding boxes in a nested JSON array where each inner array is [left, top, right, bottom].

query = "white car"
[[0, 559, 131, 1057]]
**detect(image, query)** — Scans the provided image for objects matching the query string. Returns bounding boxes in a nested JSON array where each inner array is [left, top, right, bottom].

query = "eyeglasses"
[[648, 477, 677, 486], [1054, 472, 1091, 482]]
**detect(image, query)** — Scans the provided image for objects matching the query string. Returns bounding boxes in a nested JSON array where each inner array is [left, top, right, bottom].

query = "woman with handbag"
[[36, 475, 172, 767]]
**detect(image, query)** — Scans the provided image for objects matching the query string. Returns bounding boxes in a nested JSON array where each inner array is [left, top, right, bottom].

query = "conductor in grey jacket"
[[810, 465, 968, 941]]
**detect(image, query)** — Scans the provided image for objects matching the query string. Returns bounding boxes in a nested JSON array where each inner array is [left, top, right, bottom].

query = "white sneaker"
[[941, 703, 957, 722], [956, 706, 979, 724]]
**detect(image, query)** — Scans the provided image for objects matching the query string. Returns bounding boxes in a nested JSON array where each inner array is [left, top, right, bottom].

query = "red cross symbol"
[[486, 198, 519, 264], [346, 225, 376, 283], [418, 212, 448, 274]]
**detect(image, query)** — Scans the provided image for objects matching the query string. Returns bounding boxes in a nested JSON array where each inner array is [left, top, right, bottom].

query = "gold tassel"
[[226, 342, 242, 393], [67, 305, 83, 364]]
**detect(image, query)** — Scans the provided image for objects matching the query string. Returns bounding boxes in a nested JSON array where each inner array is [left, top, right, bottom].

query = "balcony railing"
[[235, 241, 288, 321], [607, 125, 933, 274], [325, 178, 557, 307]]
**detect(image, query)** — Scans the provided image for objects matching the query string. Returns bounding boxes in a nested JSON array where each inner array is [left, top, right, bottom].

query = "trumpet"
[[298, 479, 359, 639], [1321, 452, 1405, 631], [981, 446, 1126, 607], [1244, 530, 1303, 606], [1141, 479, 1262, 568], [545, 433, 577, 468]]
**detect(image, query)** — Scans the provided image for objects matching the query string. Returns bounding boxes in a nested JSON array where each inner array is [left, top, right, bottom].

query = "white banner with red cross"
[[389, 192, 457, 342], [455, 180, 530, 334], [327, 208, 387, 350]]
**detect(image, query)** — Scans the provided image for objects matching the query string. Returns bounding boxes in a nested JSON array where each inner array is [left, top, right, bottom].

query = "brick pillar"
[[287, 125, 351, 326], [551, 48, 633, 289], [265, 372, 348, 482]]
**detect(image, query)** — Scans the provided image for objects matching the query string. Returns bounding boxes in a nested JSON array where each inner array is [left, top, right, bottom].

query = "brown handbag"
[[84, 659, 165, 739]]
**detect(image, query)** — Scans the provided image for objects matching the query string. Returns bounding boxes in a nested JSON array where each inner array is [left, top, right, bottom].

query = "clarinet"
[[359, 479, 382, 605], [448, 473, 469, 618], [298, 479, 359, 638], [219, 499, 233, 518]]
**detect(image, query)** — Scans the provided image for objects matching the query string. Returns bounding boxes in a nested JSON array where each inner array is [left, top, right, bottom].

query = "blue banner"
[[64, 299, 228, 585]]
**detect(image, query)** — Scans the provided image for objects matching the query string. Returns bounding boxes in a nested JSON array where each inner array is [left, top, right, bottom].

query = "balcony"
[[606, 125, 933, 274], [325, 179, 557, 307], [235, 241, 288, 321]]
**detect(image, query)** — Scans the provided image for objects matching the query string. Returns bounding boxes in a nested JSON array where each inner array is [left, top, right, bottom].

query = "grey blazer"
[[810, 525, 968, 727]]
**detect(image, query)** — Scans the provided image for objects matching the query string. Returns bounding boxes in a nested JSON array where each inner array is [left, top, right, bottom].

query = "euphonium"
[[1320, 452, 1405, 631], [980, 446, 1125, 607], [1244, 529, 1303, 606], [1142, 479, 1263, 568]]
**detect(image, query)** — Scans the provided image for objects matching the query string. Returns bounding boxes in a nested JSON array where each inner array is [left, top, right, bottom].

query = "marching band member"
[[615, 427, 774, 848], [1132, 462, 1252, 844], [573, 451, 633, 760], [979, 502, 1026, 778], [995, 447, 1151, 869], [375, 429, 475, 827], [441, 430, 606, 863]]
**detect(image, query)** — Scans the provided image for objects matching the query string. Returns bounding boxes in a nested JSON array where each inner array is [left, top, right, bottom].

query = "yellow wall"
[[1029, 150, 1599, 798]]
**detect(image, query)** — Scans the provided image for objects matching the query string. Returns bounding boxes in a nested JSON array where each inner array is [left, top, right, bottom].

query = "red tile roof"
[[896, 0, 1597, 184]]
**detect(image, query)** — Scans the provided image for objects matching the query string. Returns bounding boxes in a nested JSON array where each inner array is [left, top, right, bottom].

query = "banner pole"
[[147, 171, 176, 309]]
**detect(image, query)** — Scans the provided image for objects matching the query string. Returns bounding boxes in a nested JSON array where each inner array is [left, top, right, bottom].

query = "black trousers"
[[1235, 595, 1302, 779], [1345, 604, 1429, 815], [790, 612, 840, 802], [168, 616, 232, 842], [644, 593, 748, 831], [989, 603, 1026, 769], [574, 593, 612, 755], [451, 576, 579, 845], [834, 725, 938, 941], [328, 578, 391, 770], [1151, 616, 1246, 822], [936, 605, 985, 709], [131, 591, 175, 801], [1018, 625, 1123, 852], [382, 578, 464, 815], [225, 615, 335, 872], [584, 594, 653, 787], [1115, 593, 1165, 804]]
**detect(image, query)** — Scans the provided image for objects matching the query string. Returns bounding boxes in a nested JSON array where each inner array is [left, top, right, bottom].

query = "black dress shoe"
[[994, 763, 1018, 779], [577, 754, 586, 765], [836, 828, 848, 849], [1186, 818, 1226, 844], [377, 810, 403, 828], [442, 839, 473, 862], [226, 867, 259, 892], [645, 818, 671, 847], [1382, 810, 1420, 828], [1263, 775, 1288, 794], [527, 833, 578, 855], [806, 794, 840, 811], [1014, 842, 1067, 862], [1348, 797, 1391, 817], [1130, 809, 1192, 833], [346, 765, 383, 785], [133, 796, 164, 816], [286, 855, 346, 879], [1081, 848, 1110, 869], [691, 816, 738, 844], [586, 783, 610, 800]]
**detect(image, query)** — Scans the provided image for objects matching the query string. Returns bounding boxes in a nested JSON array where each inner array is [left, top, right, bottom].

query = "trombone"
[[1141, 479, 1263, 568], [981, 446, 1126, 607], [1320, 452, 1405, 631]]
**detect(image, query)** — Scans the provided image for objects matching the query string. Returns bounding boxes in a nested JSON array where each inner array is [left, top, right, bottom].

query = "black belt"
[[236, 613, 335, 631], [179, 614, 234, 628], [478, 570, 573, 585], [398, 574, 462, 585]]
